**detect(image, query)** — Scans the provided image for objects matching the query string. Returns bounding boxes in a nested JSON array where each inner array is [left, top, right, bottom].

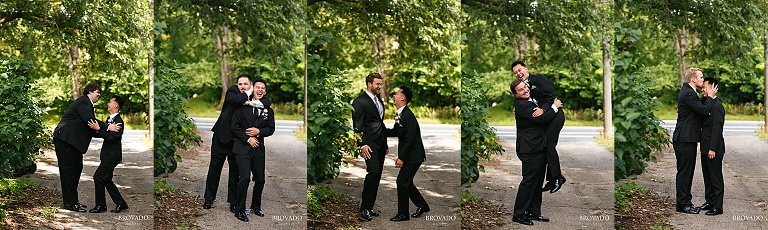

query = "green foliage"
[[153, 57, 201, 177], [614, 181, 648, 213], [306, 31, 358, 185], [39, 205, 56, 218], [153, 179, 178, 196], [0, 178, 36, 198], [0, 58, 48, 178], [613, 24, 669, 181], [0, 1, 152, 123], [460, 189, 482, 206], [460, 73, 504, 185], [462, 1, 608, 110], [307, 186, 341, 218]]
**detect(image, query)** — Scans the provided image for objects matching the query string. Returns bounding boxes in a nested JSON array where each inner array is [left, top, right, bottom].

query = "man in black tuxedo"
[[230, 79, 275, 222], [54, 83, 119, 212], [510, 79, 562, 226], [87, 96, 129, 213], [511, 61, 566, 193], [699, 77, 725, 216], [203, 74, 270, 211], [673, 67, 713, 214], [384, 86, 429, 222], [352, 73, 387, 221]]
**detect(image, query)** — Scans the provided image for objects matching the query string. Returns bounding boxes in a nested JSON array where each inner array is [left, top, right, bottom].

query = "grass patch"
[[596, 133, 614, 153], [307, 186, 341, 218], [614, 181, 648, 213], [655, 102, 765, 121], [39, 205, 56, 218], [0, 178, 36, 198], [153, 179, 178, 196], [294, 126, 307, 142], [175, 221, 200, 230], [758, 125, 768, 141], [460, 189, 482, 206]]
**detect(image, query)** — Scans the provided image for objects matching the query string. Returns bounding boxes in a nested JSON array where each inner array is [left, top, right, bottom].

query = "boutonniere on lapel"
[[395, 114, 402, 127], [530, 85, 537, 90], [260, 108, 269, 119]]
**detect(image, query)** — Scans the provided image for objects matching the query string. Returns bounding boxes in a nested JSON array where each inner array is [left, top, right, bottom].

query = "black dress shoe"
[[76, 202, 88, 209], [203, 200, 213, 209], [550, 178, 566, 193], [390, 214, 410, 221], [411, 206, 430, 218], [699, 203, 713, 210], [235, 211, 249, 222], [676, 205, 700, 214], [111, 204, 129, 213], [512, 216, 534, 225], [705, 208, 723, 215], [525, 213, 550, 222], [542, 181, 554, 192], [369, 209, 380, 217], [359, 209, 373, 221], [252, 209, 265, 217], [89, 205, 108, 213], [230, 204, 237, 213], [65, 204, 87, 212]]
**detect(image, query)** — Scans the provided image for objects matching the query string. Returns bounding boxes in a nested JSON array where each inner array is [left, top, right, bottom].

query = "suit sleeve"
[[684, 90, 711, 116], [231, 108, 250, 144], [225, 87, 249, 106], [398, 113, 419, 162], [259, 109, 276, 138], [708, 105, 724, 153], [352, 98, 367, 147], [76, 99, 98, 125], [517, 101, 556, 124], [385, 123, 398, 137], [532, 76, 556, 112]]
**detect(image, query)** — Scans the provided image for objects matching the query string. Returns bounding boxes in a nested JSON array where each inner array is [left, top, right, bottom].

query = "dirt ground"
[[27, 130, 154, 229], [322, 135, 462, 229], [159, 131, 307, 229], [628, 135, 768, 229], [467, 140, 615, 229]]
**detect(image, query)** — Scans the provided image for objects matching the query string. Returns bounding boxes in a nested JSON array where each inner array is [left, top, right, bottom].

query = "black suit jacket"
[[231, 105, 275, 158], [385, 106, 426, 164], [514, 98, 557, 155], [527, 74, 557, 113], [700, 98, 725, 154], [673, 83, 712, 143], [54, 96, 99, 153], [352, 92, 386, 152], [211, 85, 270, 144], [95, 114, 124, 164]]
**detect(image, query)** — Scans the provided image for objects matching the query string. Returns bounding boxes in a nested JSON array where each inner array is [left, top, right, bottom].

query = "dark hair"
[[511, 60, 526, 70], [399, 86, 413, 104], [83, 83, 101, 95], [112, 95, 125, 110], [510, 79, 525, 94], [366, 72, 383, 84], [703, 77, 719, 86], [237, 74, 252, 82], [253, 78, 267, 89]]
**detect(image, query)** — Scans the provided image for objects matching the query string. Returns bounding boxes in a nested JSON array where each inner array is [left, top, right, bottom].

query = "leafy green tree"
[[460, 72, 503, 185], [0, 58, 49, 178], [153, 57, 201, 177], [613, 23, 669, 180]]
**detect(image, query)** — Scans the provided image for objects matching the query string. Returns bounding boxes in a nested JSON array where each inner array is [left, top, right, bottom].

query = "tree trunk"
[[303, 35, 308, 131], [602, 31, 613, 138], [67, 45, 82, 100], [216, 26, 231, 110], [373, 31, 390, 102], [675, 27, 688, 83], [148, 0, 155, 140], [764, 30, 767, 133]]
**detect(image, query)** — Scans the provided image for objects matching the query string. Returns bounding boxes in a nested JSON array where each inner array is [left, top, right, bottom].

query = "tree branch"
[[0, 11, 55, 28]]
